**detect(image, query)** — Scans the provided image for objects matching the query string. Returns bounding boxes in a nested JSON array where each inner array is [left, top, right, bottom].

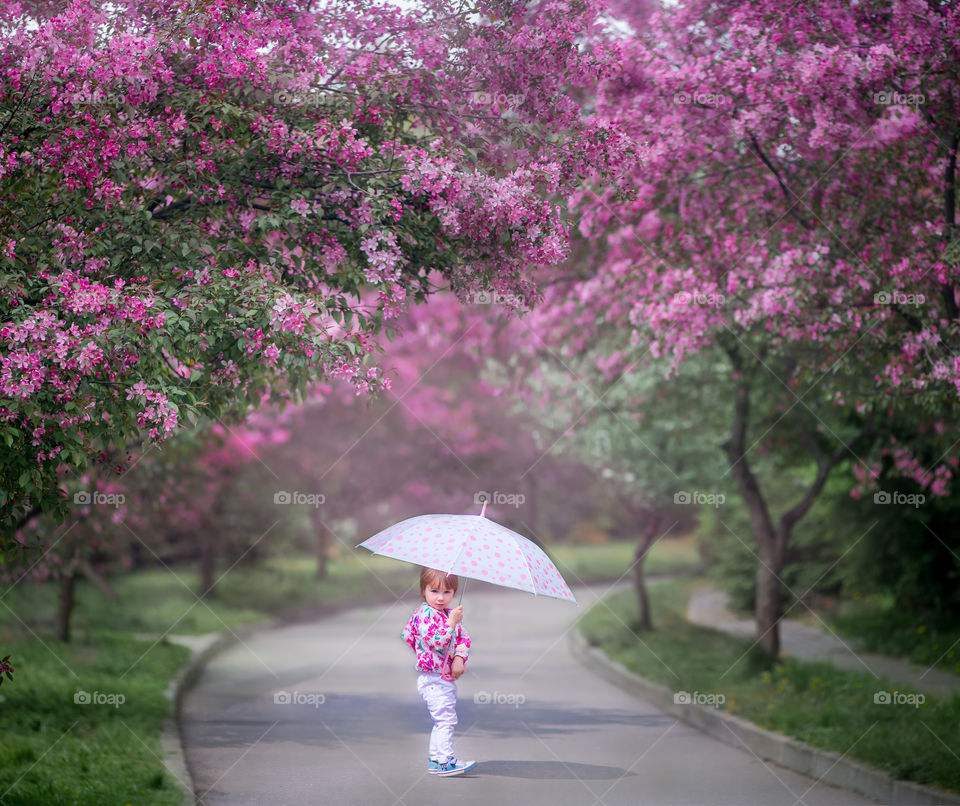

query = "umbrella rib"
[[485, 518, 538, 595], [446, 533, 469, 576]]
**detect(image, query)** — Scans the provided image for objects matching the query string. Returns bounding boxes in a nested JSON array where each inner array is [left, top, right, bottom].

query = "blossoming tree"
[[525, 0, 960, 656], [0, 0, 629, 537]]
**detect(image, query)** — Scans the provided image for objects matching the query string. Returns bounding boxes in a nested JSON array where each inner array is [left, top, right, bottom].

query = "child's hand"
[[448, 605, 463, 627], [450, 656, 466, 680]]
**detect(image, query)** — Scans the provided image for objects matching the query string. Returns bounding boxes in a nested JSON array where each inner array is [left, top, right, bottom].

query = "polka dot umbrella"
[[356, 501, 576, 603]]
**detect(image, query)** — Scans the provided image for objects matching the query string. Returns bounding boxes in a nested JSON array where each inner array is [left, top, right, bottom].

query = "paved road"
[[181, 584, 881, 805]]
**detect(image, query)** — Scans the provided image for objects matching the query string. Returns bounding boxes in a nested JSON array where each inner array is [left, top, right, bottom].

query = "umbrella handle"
[[441, 578, 468, 674]]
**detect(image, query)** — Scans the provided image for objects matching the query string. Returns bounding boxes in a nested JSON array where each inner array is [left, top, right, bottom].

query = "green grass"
[[821, 593, 960, 677], [0, 552, 419, 638], [578, 581, 960, 795], [550, 534, 701, 583], [0, 634, 190, 806]]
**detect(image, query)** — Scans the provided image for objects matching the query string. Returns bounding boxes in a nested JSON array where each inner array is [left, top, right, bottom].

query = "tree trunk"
[[56, 568, 76, 643], [526, 474, 540, 541], [200, 533, 216, 595], [633, 520, 659, 631], [200, 493, 227, 595], [315, 516, 331, 581], [634, 557, 651, 631], [753, 540, 784, 658], [722, 354, 783, 659]]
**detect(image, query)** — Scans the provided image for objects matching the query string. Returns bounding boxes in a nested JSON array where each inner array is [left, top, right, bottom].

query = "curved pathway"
[[181, 584, 881, 805]]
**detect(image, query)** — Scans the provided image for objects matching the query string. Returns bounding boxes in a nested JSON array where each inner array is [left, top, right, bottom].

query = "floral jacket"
[[401, 602, 471, 680]]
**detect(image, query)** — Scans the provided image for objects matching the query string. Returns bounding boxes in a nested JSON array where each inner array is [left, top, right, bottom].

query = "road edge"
[[568, 629, 960, 806], [161, 632, 239, 805]]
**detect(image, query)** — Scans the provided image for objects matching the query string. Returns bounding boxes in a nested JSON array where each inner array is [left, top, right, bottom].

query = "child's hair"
[[420, 567, 459, 596]]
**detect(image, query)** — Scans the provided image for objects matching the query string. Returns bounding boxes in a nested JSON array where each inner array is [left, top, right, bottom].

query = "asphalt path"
[[180, 583, 881, 806]]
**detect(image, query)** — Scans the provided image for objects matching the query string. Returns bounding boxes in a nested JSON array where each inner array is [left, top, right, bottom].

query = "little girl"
[[401, 567, 477, 777]]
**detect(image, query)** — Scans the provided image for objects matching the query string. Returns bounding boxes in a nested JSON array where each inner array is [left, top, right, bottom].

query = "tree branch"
[[778, 425, 876, 550], [720, 342, 779, 555], [748, 134, 815, 231], [941, 127, 959, 321]]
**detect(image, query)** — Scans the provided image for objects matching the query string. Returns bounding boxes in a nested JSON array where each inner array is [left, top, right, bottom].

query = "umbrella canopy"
[[357, 502, 576, 603]]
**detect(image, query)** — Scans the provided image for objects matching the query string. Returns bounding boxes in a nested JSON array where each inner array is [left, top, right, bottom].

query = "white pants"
[[417, 672, 458, 763]]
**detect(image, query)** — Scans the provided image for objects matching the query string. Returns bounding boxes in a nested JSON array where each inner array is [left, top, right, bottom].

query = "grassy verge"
[[819, 593, 960, 677], [0, 553, 419, 638], [578, 580, 960, 794], [550, 534, 701, 583], [0, 634, 190, 806]]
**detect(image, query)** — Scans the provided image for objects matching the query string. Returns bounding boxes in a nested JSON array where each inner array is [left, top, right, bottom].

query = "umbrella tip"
[[479, 500, 487, 518]]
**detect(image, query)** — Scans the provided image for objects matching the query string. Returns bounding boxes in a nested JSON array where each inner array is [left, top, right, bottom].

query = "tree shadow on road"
[[460, 700, 676, 738], [182, 692, 677, 748]]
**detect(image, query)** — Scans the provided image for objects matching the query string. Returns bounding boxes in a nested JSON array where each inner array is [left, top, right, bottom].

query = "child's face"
[[422, 581, 456, 610]]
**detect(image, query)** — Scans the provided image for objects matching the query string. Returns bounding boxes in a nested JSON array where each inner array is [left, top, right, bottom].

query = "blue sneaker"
[[427, 759, 441, 775], [436, 758, 477, 777]]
